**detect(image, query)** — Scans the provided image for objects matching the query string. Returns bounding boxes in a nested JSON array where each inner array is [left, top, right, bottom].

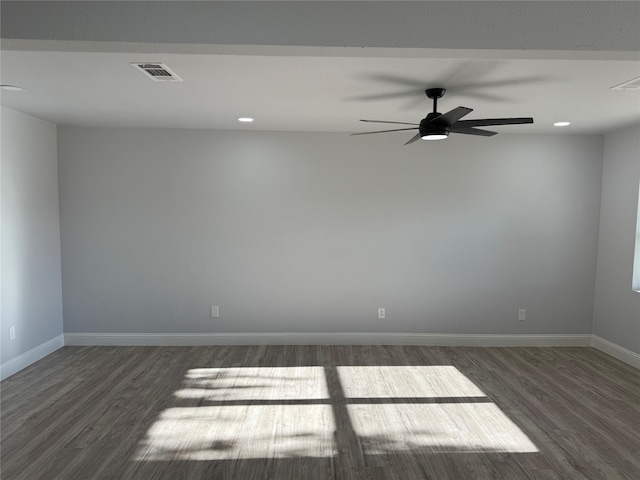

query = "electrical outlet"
[[210, 306, 220, 318], [518, 309, 526, 321], [9, 326, 16, 340], [378, 307, 386, 319]]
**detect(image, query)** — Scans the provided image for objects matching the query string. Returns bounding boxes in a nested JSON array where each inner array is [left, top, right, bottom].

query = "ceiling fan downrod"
[[425, 88, 446, 113]]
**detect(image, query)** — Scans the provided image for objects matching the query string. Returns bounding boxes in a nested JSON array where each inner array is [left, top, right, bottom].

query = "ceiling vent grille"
[[610, 76, 640, 91], [131, 63, 182, 82]]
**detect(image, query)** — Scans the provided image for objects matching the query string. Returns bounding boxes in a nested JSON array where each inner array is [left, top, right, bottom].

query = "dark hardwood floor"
[[1, 345, 638, 479]]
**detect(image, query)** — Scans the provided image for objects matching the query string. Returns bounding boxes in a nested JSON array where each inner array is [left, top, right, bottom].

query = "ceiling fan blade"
[[363, 73, 429, 89], [453, 117, 534, 128], [360, 119, 419, 126], [430, 106, 473, 126], [404, 133, 422, 145], [347, 90, 420, 102], [351, 127, 419, 136], [450, 127, 497, 137]]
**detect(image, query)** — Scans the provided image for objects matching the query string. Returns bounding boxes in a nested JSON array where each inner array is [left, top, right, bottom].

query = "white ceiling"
[[1, 1, 639, 136]]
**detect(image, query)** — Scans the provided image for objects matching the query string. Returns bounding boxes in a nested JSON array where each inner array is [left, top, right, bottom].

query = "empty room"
[[1, 1, 639, 479]]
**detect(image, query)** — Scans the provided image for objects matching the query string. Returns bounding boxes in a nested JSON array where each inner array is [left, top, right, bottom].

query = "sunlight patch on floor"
[[135, 405, 336, 460], [339, 366, 538, 454], [176, 366, 329, 401], [347, 403, 538, 454], [337, 366, 486, 398], [136, 367, 334, 461], [135, 364, 537, 462]]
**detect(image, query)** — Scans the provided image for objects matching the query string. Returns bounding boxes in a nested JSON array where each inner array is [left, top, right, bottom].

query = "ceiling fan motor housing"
[[420, 112, 449, 138]]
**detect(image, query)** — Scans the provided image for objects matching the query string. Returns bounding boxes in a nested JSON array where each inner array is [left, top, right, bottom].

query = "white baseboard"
[[0, 334, 65, 381], [592, 335, 640, 368], [5, 334, 633, 380], [63, 332, 592, 347]]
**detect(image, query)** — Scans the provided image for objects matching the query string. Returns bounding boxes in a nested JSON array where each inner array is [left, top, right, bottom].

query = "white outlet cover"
[[211, 306, 220, 318]]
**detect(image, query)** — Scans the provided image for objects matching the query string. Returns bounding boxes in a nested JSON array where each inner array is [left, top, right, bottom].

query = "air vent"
[[131, 63, 182, 82], [610, 76, 640, 91]]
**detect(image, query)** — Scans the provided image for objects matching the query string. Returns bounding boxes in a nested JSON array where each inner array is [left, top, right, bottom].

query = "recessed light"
[[554, 121, 571, 127], [0, 85, 25, 91], [238, 117, 254, 123]]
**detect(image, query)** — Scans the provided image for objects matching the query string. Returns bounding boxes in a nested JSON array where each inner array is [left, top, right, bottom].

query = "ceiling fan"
[[352, 88, 533, 144]]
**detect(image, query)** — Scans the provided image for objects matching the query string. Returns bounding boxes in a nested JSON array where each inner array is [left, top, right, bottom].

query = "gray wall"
[[593, 124, 640, 353], [1, 107, 63, 363], [58, 127, 603, 335]]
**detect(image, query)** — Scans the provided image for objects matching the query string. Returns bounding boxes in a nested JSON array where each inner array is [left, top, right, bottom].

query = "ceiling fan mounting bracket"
[[425, 88, 446, 100]]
